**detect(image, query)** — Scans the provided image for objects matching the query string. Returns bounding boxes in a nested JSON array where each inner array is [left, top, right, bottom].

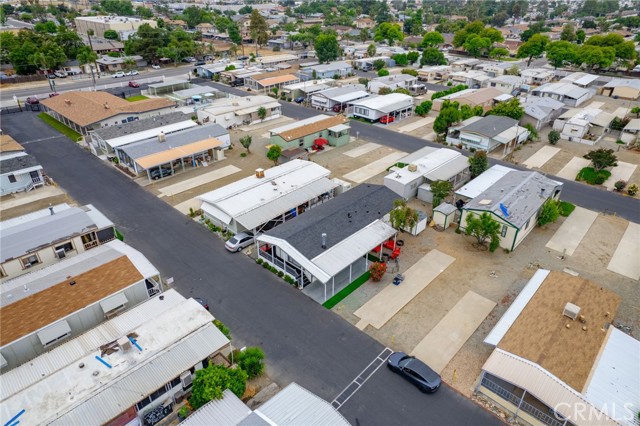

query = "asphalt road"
[[4, 112, 502, 426], [205, 82, 640, 223]]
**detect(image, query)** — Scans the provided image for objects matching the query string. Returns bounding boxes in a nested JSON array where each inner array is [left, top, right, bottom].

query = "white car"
[[151, 64, 161, 69], [54, 70, 67, 78], [125, 70, 139, 76], [112, 71, 125, 78]]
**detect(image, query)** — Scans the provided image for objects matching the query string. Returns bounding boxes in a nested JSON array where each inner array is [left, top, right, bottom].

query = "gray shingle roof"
[[460, 115, 518, 138], [91, 112, 191, 141], [0, 154, 41, 175], [265, 184, 398, 259]]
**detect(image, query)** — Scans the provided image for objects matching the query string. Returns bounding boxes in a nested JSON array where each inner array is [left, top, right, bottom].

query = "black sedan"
[[387, 352, 441, 393]]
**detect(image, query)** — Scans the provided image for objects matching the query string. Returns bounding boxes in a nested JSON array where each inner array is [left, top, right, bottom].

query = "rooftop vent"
[[255, 168, 265, 178], [64, 99, 71, 105], [117, 336, 132, 352], [158, 131, 166, 142], [563, 302, 580, 320], [104, 103, 110, 109], [407, 164, 418, 172]]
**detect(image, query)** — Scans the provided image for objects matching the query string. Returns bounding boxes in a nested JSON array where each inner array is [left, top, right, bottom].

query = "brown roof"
[[0, 134, 24, 153], [0, 255, 143, 346], [41, 92, 175, 127], [277, 115, 349, 141], [498, 271, 620, 392], [256, 74, 299, 87]]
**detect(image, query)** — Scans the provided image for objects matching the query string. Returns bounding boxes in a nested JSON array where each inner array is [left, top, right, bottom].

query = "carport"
[[147, 80, 190, 96]]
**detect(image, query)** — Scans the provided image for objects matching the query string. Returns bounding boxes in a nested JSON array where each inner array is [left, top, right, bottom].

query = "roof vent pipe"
[[49, 204, 54, 215], [321, 233, 327, 249]]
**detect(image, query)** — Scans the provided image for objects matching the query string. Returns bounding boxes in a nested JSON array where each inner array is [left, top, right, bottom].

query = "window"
[[21, 254, 40, 268], [299, 138, 304, 147], [501, 225, 507, 237], [8, 175, 16, 183], [55, 242, 74, 253], [136, 397, 152, 411]]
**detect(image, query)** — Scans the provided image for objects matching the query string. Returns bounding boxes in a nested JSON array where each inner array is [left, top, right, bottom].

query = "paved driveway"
[[6, 112, 501, 426]]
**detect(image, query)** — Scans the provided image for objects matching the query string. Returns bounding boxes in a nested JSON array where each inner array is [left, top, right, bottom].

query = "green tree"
[[377, 69, 389, 77], [378, 87, 392, 95], [489, 47, 509, 59], [228, 24, 243, 55], [238, 5, 252, 14], [125, 23, 167, 63], [463, 34, 491, 58], [136, 6, 154, 19], [421, 31, 444, 48], [213, 319, 231, 340], [9, 39, 39, 74], [560, 23, 575, 42], [576, 30, 586, 44], [31, 41, 67, 71], [407, 51, 420, 63], [464, 212, 501, 252], [389, 199, 419, 231], [359, 28, 369, 43], [374, 22, 403, 45], [488, 97, 524, 120], [103, 29, 119, 40], [537, 199, 560, 227], [257, 106, 267, 121], [367, 43, 376, 58], [517, 33, 549, 66], [583, 148, 618, 171], [189, 365, 247, 410], [430, 180, 453, 207], [249, 9, 268, 55], [504, 65, 520, 76], [415, 100, 433, 116], [548, 130, 560, 145], [55, 28, 84, 59], [391, 53, 408, 66], [468, 150, 488, 178], [631, 106, 640, 118], [480, 27, 504, 43], [546, 41, 577, 68], [373, 59, 386, 70], [235, 347, 265, 379], [100, 0, 134, 15], [267, 145, 282, 165], [401, 68, 418, 77], [314, 33, 340, 63], [420, 47, 446, 66]]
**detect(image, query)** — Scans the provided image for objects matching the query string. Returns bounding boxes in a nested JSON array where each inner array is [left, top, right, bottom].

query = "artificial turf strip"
[[322, 271, 371, 309]]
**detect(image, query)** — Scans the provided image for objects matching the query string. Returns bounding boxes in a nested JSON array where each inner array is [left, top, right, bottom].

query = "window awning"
[[37, 320, 71, 346], [100, 292, 128, 314], [136, 138, 221, 170]]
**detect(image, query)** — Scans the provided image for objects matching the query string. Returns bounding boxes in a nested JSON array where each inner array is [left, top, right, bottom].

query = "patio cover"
[[136, 138, 221, 170], [234, 102, 281, 116]]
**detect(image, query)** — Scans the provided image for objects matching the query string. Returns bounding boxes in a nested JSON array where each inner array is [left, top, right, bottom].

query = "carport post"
[[324, 282, 326, 302], [514, 389, 527, 420], [378, 243, 383, 261], [349, 263, 352, 282], [332, 276, 335, 298]]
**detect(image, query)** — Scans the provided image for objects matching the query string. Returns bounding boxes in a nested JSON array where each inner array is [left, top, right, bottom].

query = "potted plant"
[[369, 262, 387, 282], [178, 405, 191, 420]]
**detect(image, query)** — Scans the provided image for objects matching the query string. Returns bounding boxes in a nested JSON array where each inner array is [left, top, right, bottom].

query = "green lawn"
[[576, 167, 611, 185], [558, 201, 576, 217], [323, 271, 371, 309], [38, 113, 83, 141], [125, 95, 149, 102]]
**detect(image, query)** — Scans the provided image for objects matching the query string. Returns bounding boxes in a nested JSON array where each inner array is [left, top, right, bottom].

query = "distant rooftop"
[[0, 152, 41, 175], [459, 115, 518, 138], [91, 111, 192, 141]]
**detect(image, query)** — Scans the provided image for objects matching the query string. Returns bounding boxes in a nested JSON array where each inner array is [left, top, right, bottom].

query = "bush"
[[537, 199, 560, 227], [558, 201, 575, 217], [272, 45, 281, 51], [377, 69, 390, 77], [240, 152, 247, 157], [189, 365, 247, 409], [277, 270, 284, 277], [256, 258, 263, 264], [431, 84, 468, 100], [627, 184, 639, 196], [548, 130, 560, 145], [262, 262, 269, 268], [213, 319, 231, 340], [576, 167, 611, 185], [614, 180, 627, 192], [401, 68, 418, 76], [235, 347, 265, 379], [369, 262, 387, 281], [415, 100, 433, 116]]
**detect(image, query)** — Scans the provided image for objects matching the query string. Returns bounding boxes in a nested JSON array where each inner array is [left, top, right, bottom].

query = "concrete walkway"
[[354, 250, 455, 330], [158, 165, 241, 198], [545, 207, 598, 256], [556, 157, 590, 180], [398, 117, 435, 133], [604, 161, 637, 191], [607, 222, 640, 280], [343, 143, 381, 158], [523, 146, 561, 169], [0, 186, 64, 210], [343, 151, 406, 183], [411, 291, 496, 374], [173, 197, 202, 215]]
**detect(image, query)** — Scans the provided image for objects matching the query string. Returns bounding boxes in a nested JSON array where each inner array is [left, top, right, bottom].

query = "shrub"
[[369, 262, 387, 281], [415, 100, 433, 116], [262, 262, 269, 268], [213, 319, 231, 340], [537, 199, 560, 227], [558, 201, 575, 217], [401, 68, 418, 76], [548, 130, 560, 145], [377, 69, 390, 77], [277, 270, 284, 277], [115, 229, 124, 241], [235, 347, 265, 379], [447, 81, 452, 86], [614, 180, 627, 192], [627, 184, 639, 196], [189, 365, 247, 409], [256, 258, 263, 264], [240, 152, 247, 157], [576, 167, 611, 185], [272, 45, 281, 51]]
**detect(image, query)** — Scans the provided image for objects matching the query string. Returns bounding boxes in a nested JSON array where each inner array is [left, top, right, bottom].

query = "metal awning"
[[37, 320, 71, 346], [234, 102, 281, 116], [136, 138, 221, 170], [99, 292, 128, 314], [201, 202, 233, 225]]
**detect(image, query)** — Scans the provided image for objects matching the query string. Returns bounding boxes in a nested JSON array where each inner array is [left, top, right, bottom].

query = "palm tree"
[[229, 43, 239, 58], [85, 29, 100, 78]]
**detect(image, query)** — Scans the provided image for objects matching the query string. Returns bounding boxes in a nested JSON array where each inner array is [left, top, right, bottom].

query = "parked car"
[[150, 167, 173, 180], [237, 55, 249, 61], [46, 73, 56, 79], [54, 70, 67, 78], [195, 60, 206, 66], [332, 103, 345, 113], [128, 80, 140, 88], [294, 96, 305, 103], [387, 352, 441, 393], [194, 297, 209, 311], [183, 57, 196, 63], [25, 96, 39, 105], [151, 64, 161, 69], [225, 232, 255, 252], [229, 79, 244, 87], [379, 115, 395, 124], [125, 70, 139, 76], [112, 71, 126, 78]]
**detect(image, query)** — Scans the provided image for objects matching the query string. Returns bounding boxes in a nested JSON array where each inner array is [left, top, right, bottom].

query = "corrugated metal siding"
[[1, 291, 185, 400], [583, 328, 640, 426], [178, 390, 251, 426], [49, 324, 229, 426], [484, 269, 549, 346], [312, 220, 395, 277], [257, 383, 350, 426], [483, 349, 619, 426]]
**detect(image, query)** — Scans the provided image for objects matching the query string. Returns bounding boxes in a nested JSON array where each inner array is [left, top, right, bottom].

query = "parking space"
[[522, 146, 560, 169], [607, 222, 640, 280], [343, 151, 407, 183], [545, 206, 598, 256], [603, 161, 637, 191], [556, 156, 590, 180]]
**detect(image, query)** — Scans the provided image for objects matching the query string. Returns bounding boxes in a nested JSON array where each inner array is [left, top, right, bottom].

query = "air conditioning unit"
[[180, 371, 193, 389], [117, 336, 132, 352], [563, 302, 580, 320], [55, 248, 66, 259]]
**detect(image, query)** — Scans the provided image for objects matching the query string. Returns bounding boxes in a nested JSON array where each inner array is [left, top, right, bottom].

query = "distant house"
[[553, 108, 615, 145], [195, 62, 243, 79], [355, 17, 375, 29], [417, 65, 452, 82], [477, 62, 516, 78], [621, 118, 640, 145], [269, 115, 350, 150], [520, 68, 555, 86], [311, 84, 369, 111], [432, 87, 503, 112], [446, 115, 529, 156], [480, 269, 635, 426], [560, 72, 599, 88], [529, 82, 594, 107], [599, 78, 640, 100], [256, 184, 398, 301], [353, 56, 396, 71], [348, 93, 414, 122], [448, 70, 491, 88], [449, 58, 483, 71], [0, 135, 43, 196], [244, 73, 300, 93], [522, 97, 565, 130], [41, 91, 176, 135], [196, 95, 282, 127], [299, 61, 353, 80], [367, 74, 418, 94], [96, 55, 146, 72], [280, 79, 336, 101], [486, 75, 525, 94], [459, 171, 562, 251]]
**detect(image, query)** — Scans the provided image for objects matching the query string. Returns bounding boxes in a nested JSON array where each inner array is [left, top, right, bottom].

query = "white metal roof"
[[179, 390, 251, 426], [199, 96, 279, 117], [624, 118, 640, 131], [1, 290, 185, 400], [349, 93, 414, 113], [561, 72, 599, 87], [484, 269, 550, 346], [483, 349, 619, 426], [385, 148, 461, 185], [311, 219, 395, 279], [583, 328, 640, 426], [0, 203, 70, 230], [455, 164, 516, 199], [282, 79, 333, 91], [270, 114, 330, 135], [255, 383, 351, 426], [2, 299, 226, 426], [257, 234, 331, 282], [332, 90, 370, 103], [105, 120, 197, 148]]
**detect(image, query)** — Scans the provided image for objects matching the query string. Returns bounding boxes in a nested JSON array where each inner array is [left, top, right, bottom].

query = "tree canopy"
[[487, 98, 524, 120], [314, 33, 340, 63]]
